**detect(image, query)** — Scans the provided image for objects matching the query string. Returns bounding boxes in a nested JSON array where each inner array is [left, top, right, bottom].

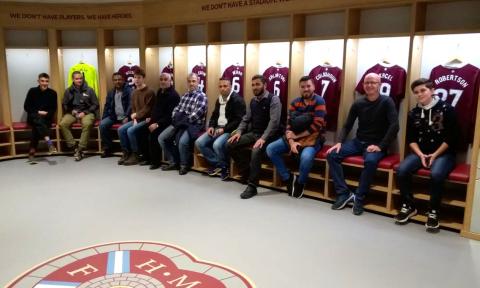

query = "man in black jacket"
[[143, 73, 180, 170], [195, 77, 246, 180], [99, 72, 132, 158], [59, 71, 99, 161], [23, 72, 58, 163]]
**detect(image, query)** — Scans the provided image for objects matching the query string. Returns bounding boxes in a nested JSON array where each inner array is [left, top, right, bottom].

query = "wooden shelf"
[[0, 143, 11, 147]]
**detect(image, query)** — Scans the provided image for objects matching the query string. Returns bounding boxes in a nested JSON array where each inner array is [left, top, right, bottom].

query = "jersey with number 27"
[[309, 65, 342, 131], [222, 65, 244, 97], [429, 64, 480, 144]]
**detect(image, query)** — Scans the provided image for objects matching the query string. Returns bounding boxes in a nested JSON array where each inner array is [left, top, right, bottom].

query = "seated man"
[[195, 77, 245, 180], [144, 73, 180, 170], [23, 72, 58, 163], [395, 78, 458, 232], [267, 76, 326, 198], [227, 74, 281, 199], [59, 71, 99, 161], [158, 73, 207, 175], [99, 72, 132, 158], [118, 68, 155, 166], [326, 73, 399, 215]]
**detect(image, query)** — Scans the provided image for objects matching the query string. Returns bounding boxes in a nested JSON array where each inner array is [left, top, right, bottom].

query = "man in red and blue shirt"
[[266, 75, 326, 198]]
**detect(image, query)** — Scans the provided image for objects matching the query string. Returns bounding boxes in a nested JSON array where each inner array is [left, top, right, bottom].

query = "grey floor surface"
[[0, 156, 479, 288]]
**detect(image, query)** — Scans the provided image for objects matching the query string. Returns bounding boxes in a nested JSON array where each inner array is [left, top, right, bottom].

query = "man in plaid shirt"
[[158, 73, 208, 175]]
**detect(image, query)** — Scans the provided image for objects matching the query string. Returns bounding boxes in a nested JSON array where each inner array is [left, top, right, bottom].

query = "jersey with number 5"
[[355, 63, 406, 110], [429, 64, 480, 145], [263, 66, 289, 123], [309, 65, 342, 131], [222, 65, 244, 97]]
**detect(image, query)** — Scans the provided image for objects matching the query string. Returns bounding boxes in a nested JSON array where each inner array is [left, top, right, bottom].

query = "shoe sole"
[[332, 193, 354, 210], [208, 169, 222, 176], [394, 209, 418, 224], [425, 223, 440, 229]]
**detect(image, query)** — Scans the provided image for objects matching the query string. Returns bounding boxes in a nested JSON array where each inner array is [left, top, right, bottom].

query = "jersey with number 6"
[[355, 63, 406, 110], [222, 65, 244, 97], [263, 66, 289, 123], [192, 64, 207, 93], [429, 64, 480, 146], [309, 65, 342, 131]]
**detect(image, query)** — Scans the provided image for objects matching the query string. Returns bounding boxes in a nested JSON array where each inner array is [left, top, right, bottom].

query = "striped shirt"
[[172, 88, 208, 126], [287, 94, 326, 134]]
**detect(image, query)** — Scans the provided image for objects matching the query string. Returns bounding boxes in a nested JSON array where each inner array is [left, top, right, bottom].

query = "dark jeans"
[[397, 152, 455, 211], [326, 138, 385, 201], [147, 126, 166, 165], [99, 117, 122, 151], [27, 115, 51, 150], [227, 132, 275, 185]]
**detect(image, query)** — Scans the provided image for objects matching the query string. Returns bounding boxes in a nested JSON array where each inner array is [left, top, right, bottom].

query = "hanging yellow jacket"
[[68, 62, 99, 97]]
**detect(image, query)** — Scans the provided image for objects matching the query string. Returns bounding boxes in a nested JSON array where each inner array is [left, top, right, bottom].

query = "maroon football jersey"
[[162, 64, 174, 77], [222, 65, 244, 97], [309, 65, 342, 131], [263, 66, 289, 122], [192, 64, 207, 93], [118, 65, 140, 88], [355, 63, 407, 109], [429, 64, 480, 145]]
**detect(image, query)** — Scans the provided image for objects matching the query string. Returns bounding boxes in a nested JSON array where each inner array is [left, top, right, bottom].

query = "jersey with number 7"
[[429, 64, 480, 146]]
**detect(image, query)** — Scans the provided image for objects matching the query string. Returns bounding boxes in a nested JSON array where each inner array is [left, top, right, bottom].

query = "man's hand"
[[425, 153, 437, 168], [207, 127, 215, 136], [286, 130, 296, 140], [38, 111, 48, 116], [148, 123, 158, 133], [228, 133, 241, 144], [290, 141, 301, 154], [253, 138, 265, 149], [214, 128, 224, 136], [78, 112, 86, 119], [366, 145, 381, 153], [133, 119, 138, 126], [145, 118, 151, 123], [131, 113, 137, 120], [327, 143, 342, 154]]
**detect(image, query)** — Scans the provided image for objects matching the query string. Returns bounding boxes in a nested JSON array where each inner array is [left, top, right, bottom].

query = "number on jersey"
[[232, 77, 240, 93], [435, 88, 463, 107]]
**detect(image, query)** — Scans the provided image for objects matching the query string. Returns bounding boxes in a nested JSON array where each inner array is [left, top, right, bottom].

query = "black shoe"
[[74, 148, 84, 162], [395, 204, 418, 224], [220, 167, 230, 181], [139, 160, 150, 166], [101, 149, 112, 158], [162, 163, 179, 171], [207, 166, 222, 176], [240, 184, 257, 199], [286, 173, 295, 196], [331, 192, 354, 210], [426, 210, 440, 231], [179, 165, 189, 175], [118, 151, 129, 165], [149, 164, 161, 170], [123, 153, 139, 166], [292, 179, 305, 199], [352, 196, 364, 216]]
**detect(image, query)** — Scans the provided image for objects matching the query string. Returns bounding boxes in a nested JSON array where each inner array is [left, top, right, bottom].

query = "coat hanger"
[[79, 53, 85, 64]]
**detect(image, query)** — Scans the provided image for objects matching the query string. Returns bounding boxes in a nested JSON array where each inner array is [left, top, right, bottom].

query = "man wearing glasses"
[[326, 73, 399, 215]]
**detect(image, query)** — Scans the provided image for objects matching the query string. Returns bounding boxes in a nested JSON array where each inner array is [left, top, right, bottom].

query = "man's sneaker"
[[220, 167, 230, 181], [207, 166, 222, 176], [162, 163, 179, 171], [179, 165, 189, 175], [286, 173, 295, 196], [240, 184, 257, 199], [27, 154, 37, 165], [48, 144, 58, 155], [394, 204, 418, 224], [292, 179, 305, 199], [352, 196, 364, 216], [118, 151, 129, 165], [123, 153, 139, 166], [426, 210, 440, 231], [101, 149, 112, 158], [74, 149, 84, 161], [331, 192, 354, 210]]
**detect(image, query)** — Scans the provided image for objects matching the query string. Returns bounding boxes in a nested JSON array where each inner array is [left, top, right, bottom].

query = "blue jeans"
[[99, 117, 119, 150], [326, 138, 385, 200], [118, 120, 147, 153], [158, 125, 191, 166], [397, 152, 455, 211], [266, 137, 321, 184], [195, 132, 230, 168]]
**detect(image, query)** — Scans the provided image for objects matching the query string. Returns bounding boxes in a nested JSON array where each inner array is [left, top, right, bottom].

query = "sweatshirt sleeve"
[[23, 88, 34, 114]]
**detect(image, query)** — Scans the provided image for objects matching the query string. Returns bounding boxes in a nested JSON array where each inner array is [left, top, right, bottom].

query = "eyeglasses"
[[363, 81, 380, 85]]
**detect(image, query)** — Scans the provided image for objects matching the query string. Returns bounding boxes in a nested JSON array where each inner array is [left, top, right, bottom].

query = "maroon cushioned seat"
[[0, 124, 9, 131], [12, 122, 56, 130], [315, 145, 332, 159], [394, 162, 470, 183], [111, 123, 122, 130], [342, 154, 400, 169]]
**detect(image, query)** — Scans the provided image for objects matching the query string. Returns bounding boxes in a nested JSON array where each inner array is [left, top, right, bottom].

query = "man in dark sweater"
[[118, 68, 155, 166], [60, 71, 99, 161], [227, 74, 282, 199], [195, 77, 246, 180], [143, 73, 180, 170], [99, 72, 132, 158], [327, 73, 399, 215], [395, 78, 458, 232], [23, 73, 58, 163]]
